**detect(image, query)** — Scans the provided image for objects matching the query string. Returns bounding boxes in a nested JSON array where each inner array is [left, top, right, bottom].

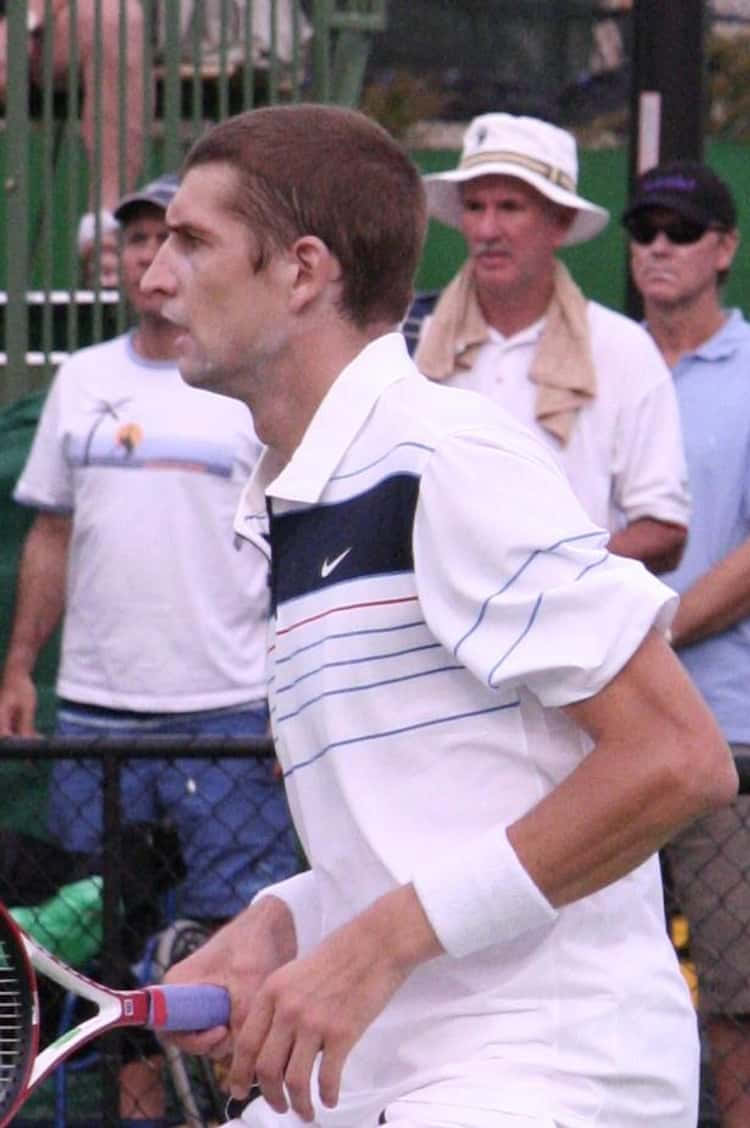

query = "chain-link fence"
[[664, 754, 750, 1127], [0, 740, 748, 1124], [1, 735, 303, 1125]]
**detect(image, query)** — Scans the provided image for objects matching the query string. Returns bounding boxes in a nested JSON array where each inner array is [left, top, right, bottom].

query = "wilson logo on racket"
[[0, 902, 230, 1126]]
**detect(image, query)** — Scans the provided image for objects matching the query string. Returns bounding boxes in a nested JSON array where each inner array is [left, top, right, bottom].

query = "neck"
[[131, 313, 183, 362], [645, 292, 728, 369], [475, 262, 557, 339], [253, 320, 392, 465]]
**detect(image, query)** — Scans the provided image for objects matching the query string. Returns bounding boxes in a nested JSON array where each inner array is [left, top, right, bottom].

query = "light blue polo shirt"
[[662, 309, 750, 743]]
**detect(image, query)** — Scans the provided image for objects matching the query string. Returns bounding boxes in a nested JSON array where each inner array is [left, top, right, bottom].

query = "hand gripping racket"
[[0, 901, 229, 1125]]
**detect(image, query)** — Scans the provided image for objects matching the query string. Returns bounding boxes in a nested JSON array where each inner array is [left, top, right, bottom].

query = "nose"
[[648, 231, 673, 252], [475, 208, 502, 240], [140, 239, 174, 296]]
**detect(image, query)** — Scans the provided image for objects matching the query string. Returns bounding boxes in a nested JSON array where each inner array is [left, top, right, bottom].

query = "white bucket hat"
[[423, 113, 609, 246]]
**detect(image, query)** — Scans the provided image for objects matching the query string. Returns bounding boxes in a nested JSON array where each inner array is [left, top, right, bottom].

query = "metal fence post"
[[4, 0, 30, 401]]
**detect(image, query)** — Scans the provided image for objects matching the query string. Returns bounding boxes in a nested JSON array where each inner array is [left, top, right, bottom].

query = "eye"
[[173, 228, 200, 249]]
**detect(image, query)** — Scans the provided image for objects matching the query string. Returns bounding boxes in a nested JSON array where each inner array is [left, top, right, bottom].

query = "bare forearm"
[[509, 728, 710, 907], [607, 517, 687, 574], [2, 513, 70, 678], [226, 884, 441, 1117], [510, 631, 736, 907], [671, 539, 750, 647]]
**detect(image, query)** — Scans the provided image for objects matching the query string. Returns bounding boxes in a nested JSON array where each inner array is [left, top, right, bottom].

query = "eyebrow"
[[165, 213, 212, 240]]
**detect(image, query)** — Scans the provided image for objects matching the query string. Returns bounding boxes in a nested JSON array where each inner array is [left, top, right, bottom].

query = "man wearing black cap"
[[625, 160, 750, 1128], [0, 171, 299, 1124]]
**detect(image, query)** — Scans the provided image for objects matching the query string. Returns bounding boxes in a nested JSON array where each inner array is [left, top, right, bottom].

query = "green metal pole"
[[312, 0, 331, 103], [40, 0, 57, 363], [67, 0, 81, 350], [163, 0, 183, 171], [4, 0, 30, 402]]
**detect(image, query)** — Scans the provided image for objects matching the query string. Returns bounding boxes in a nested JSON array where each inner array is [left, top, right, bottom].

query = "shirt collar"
[[486, 314, 546, 348], [685, 308, 746, 362], [654, 308, 746, 371], [267, 332, 410, 503], [234, 332, 411, 550]]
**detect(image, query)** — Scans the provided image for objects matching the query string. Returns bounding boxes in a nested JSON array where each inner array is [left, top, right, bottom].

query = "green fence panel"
[[2, 0, 386, 409]]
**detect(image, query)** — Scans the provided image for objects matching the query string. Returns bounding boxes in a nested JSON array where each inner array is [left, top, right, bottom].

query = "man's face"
[[141, 162, 292, 398], [120, 207, 170, 317], [459, 174, 574, 299], [629, 207, 738, 310]]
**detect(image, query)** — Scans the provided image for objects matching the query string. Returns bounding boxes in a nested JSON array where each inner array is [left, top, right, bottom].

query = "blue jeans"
[[51, 702, 301, 920]]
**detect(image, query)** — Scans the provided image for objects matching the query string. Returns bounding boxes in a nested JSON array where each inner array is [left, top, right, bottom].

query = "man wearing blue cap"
[[0, 170, 299, 1124]]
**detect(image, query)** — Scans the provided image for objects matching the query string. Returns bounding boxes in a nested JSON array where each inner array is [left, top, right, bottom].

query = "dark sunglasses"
[[623, 213, 724, 246]]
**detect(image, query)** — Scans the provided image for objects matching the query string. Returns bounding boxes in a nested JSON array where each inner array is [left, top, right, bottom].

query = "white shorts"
[[224, 1115, 555, 1128], [379, 1095, 557, 1127], [226, 1090, 559, 1128]]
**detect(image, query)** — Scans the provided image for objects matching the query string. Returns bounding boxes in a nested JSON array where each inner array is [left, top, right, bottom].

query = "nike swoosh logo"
[[321, 547, 352, 579]]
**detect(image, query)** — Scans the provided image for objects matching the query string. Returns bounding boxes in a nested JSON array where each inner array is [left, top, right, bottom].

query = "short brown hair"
[[183, 104, 427, 329]]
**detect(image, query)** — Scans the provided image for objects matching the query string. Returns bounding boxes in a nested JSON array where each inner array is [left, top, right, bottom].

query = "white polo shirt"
[[236, 333, 697, 1128], [422, 300, 690, 535]]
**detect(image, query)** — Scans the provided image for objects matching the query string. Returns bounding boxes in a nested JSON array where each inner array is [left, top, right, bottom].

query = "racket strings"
[[0, 938, 34, 1112]]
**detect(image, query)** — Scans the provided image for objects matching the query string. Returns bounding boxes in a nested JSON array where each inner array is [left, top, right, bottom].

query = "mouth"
[[641, 269, 676, 283], [160, 308, 193, 344], [474, 244, 511, 265], [159, 302, 183, 327]]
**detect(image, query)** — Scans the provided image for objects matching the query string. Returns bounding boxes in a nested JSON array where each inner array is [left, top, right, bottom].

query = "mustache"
[[472, 239, 509, 255]]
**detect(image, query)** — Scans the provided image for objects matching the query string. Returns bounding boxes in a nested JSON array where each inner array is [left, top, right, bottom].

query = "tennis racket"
[[0, 900, 230, 1126]]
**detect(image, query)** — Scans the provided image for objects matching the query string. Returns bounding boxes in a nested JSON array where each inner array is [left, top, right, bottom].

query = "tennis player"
[[141, 104, 738, 1128]]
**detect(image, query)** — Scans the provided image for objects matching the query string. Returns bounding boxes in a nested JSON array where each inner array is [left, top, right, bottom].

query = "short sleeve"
[[414, 426, 677, 708], [609, 336, 690, 528]]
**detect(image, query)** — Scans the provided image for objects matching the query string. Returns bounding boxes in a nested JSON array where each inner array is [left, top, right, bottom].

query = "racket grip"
[[148, 984, 230, 1031]]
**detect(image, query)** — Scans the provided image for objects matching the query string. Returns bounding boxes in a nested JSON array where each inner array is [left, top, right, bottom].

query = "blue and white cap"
[[114, 171, 180, 224]]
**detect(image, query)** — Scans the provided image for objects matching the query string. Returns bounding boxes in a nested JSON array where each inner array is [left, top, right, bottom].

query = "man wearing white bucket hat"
[[415, 113, 690, 574]]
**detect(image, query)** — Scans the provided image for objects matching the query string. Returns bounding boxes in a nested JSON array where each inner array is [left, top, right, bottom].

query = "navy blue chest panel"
[[269, 473, 419, 612]]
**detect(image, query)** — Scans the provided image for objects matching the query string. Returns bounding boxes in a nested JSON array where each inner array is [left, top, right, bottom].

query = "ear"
[[717, 227, 740, 274], [550, 204, 577, 249], [287, 235, 342, 313]]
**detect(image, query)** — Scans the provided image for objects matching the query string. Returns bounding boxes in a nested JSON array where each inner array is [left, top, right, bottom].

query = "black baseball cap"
[[622, 161, 737, 230], [114, 171, 179, 224]]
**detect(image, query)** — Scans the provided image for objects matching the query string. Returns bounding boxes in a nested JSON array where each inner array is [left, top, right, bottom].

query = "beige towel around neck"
[[414, 259, 597, 445]]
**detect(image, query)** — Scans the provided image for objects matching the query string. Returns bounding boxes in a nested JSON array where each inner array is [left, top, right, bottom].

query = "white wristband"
[[411, 827, 558, 958]]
